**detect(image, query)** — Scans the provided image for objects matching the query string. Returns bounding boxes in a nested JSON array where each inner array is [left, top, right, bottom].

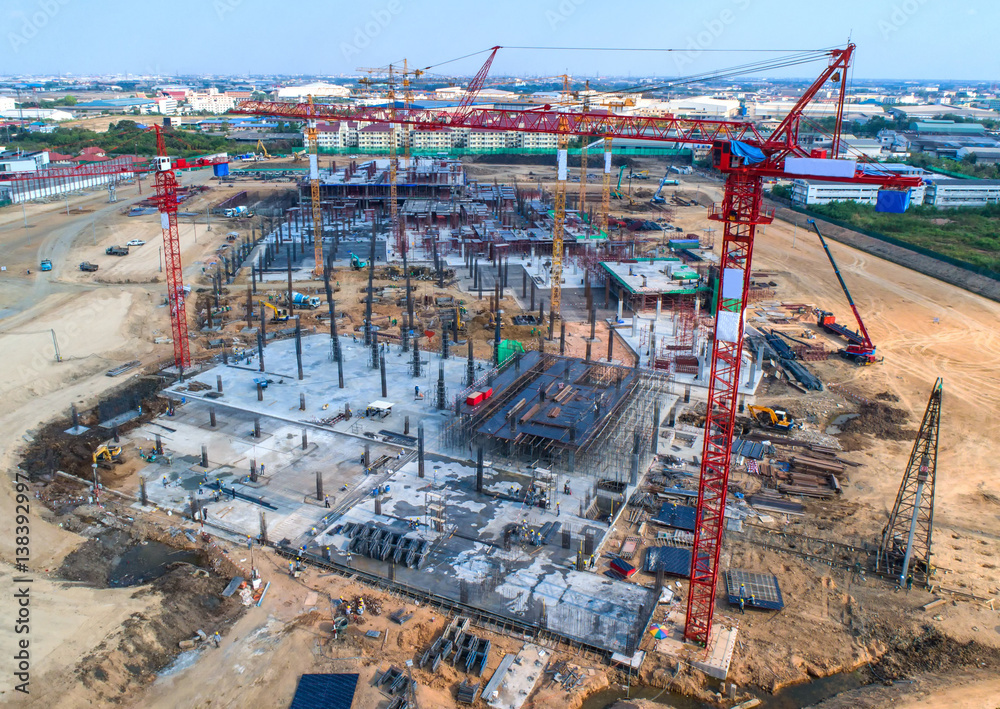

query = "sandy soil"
[[1, 160, 998, 708]]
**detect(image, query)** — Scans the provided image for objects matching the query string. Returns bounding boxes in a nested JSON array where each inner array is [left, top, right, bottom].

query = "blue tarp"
[[730, 140, 766, 165], [876, 189, 911, 213]]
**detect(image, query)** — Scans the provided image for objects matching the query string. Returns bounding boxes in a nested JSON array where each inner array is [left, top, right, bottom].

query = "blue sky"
[[4, 0, 998, 81]]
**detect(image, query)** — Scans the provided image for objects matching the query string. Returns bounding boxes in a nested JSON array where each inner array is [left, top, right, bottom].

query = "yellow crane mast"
[[599, 136, 612, 235], [387, 65, 402, 253], [306, 95, 324, 276]]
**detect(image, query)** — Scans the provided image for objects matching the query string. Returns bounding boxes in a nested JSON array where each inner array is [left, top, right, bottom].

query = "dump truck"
[[105, 245, 129, 256], [79, 262, 99, 272]]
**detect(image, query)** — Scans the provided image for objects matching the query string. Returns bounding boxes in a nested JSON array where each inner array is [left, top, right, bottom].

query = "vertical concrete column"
[[209, 407, 216, 427], [560, 321, 566, 355], [364, 444, 371, 469], [259, 303, 267, 349], [257, 382, 263, 401], [437, 363, 446, 410], [631, 315, 638, 338], [139, 478, 147, 506], [607, 324, 615, 362], [656, 296, 662, 319], [417, 424, 425, 478], [299, 393, 306, 411], [652, 400, 661, 455], [71, 404, 79, 428], [404, 415, 410, 436], [380, 355, 388, 398], [522, 269, 527, 299], [467, 339, 475, 386], [253, 417, 261, 438], [530, 280, 536, 312], [476, 446, 484, 493], [302, 428, 308, 450], [617, 296, 623, 321], [201, 445, 208, 468], [548, 305, 555, 341], [442, 329, 449, 360], [295, 316, 303, 381], [315, 470, 323, 501], [155, 434, 163, 455]]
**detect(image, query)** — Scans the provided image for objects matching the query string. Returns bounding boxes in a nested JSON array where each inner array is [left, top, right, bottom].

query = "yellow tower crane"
[[578, 80, 590, 218], [306, 95, 324, 276], [599, 136, 613, 236], [387, 65, 402, 253]]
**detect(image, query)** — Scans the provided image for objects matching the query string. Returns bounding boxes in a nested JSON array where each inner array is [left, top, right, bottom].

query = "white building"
[[0, 150, 50, 173], [153, 97, 177, 115], [310, 121, 359, 149], [791, 179, 925, 207], [275, 82, 351, 100], [410, 128, 452, 151], [357, 123, 396, 152], [518, 132, 558, 149], [0, 96, 16, 112], [466, 129, 507, 151], [189, 90, 236, 114], [630, 96, 740, 119], [0, 107, 73, 121], [748, 101, 880, 121], [925, 179, 1000, 207]]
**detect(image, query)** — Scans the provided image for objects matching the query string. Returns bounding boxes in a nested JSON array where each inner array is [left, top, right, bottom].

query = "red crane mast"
[[234, 44, 919, 645], [1, 126, 228, 372]]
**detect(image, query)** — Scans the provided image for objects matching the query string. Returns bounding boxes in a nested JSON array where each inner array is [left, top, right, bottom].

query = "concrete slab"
[[487, 643, 547, 709]]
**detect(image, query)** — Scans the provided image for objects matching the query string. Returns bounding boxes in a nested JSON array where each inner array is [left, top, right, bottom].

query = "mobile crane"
[[650, 171, 680, 205], [809, 220, 880, 365]]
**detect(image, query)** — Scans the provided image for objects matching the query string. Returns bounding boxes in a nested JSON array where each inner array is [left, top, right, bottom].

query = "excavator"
[[747, 405, 796, 432], [260, 301, 290, 322], [349, 252, 367, 271], [93, 444, 123, 469], [651, 170, 681, 205], [254, 139, 272, 160]]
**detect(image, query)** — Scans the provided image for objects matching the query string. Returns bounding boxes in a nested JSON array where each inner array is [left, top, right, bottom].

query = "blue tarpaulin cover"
[[730, 141, 766, 165], [876, 189, 911, 213]]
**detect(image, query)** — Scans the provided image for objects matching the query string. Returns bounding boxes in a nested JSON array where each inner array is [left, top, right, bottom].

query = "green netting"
[[497, 339, 525, 365]]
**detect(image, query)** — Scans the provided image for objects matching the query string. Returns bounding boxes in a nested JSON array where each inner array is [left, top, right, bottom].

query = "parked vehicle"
[[39, 259, 52, 271], [126, 239, 146, 246], [106, 245, 129, 256], [79, 262, 99, 272]]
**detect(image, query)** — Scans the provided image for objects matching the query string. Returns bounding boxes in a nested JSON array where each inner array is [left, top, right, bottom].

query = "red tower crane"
[[2, 126, 228, 372], [233, 44, 920, 646]]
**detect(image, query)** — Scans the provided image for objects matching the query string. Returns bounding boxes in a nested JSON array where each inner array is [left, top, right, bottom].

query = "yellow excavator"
[[747, 405, 795, 432], [260, 301, 290, 322], [93, 445, 123, 469], [254, 139, 272, 160]]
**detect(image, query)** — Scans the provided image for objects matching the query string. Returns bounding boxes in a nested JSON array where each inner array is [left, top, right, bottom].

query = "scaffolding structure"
[[440, 352, 670, 481]]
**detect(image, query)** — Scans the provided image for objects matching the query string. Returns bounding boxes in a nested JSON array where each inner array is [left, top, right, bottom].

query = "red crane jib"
[[235, 44, 920, 647]]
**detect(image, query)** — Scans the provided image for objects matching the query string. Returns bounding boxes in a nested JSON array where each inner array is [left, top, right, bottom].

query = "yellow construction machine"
[[260, 301, 290, 322], [93, 445, 123, 469], [747, 405, 795, 432]]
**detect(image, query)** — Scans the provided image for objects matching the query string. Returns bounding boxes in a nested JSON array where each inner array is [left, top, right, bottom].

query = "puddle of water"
[[155, 648, 203, 682], [825, 413, 860, 435], [108, 541, 202, 587]]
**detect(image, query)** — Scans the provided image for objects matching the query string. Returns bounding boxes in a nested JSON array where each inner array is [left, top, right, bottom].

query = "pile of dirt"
[[874, 390, 900, 402], [866, 625, 1000, 683], [59, 528, 134, 586], [75, 565, 245, 704], [841, 402, 911, 441]]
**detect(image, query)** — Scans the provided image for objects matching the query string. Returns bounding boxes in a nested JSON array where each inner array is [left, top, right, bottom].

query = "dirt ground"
[[0, 160, 999, 709]]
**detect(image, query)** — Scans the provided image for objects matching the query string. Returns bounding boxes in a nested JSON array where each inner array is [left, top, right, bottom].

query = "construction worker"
[[324, 495, 331, 509], [213, 632, 222, 648], [749, 593, 755, 608], [556, 502, 560, 516], [739, 583, 746, 599], [738, 597, 745, 614], [906, 574, 913, 592]]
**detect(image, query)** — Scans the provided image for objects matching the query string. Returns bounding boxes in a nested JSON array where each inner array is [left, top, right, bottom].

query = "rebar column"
[[210, 407, 216, 427], [217, 375, 223, 393], [442, 329, 449, 360], [259, 303, 267, 349], [371, 328, 379, 370], [522, 269, 527, 298], [364, 443, 371, 469], [560, 321, 566, 355], [302, 428, 308, 450], [380, 355, 388, 397], [155, 434, 163, 455], [436, 363, 446, 410], [467, 339, 475, 386], [316, 471, 324, 501], [286, 245, 294, 316], [299, 393, 306, 411], [652, 400, 661, 455], [476, 446, 484, 493], [418, 424, 425, 478], [201, 445, 208, 468], [404, 415, 410, 435], [412, 337, 421, 377], [253, 417, 260, 438], [295, 316, 303, 380], [494, 311, 502, 366]]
